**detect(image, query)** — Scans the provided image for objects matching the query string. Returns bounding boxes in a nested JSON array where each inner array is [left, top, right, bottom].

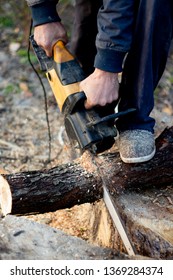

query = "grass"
[[3, 83, 20, 96], [17, 48, 38, 65], [0, 16, 14, 28]]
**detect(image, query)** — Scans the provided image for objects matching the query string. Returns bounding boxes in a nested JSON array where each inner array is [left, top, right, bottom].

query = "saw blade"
[[103, 185, 135, 256], [91, 152, 135, 256]]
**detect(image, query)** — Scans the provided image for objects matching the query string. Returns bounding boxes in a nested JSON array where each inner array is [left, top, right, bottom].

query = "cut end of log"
[[0, 175, 12, 216]]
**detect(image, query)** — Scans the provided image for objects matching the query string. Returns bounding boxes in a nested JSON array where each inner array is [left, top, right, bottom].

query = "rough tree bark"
[[0, 127, 173, 259], [0, 127, 173, 215], [0, 154, 102, 215]]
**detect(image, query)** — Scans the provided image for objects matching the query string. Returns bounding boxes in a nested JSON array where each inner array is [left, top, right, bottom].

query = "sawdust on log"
[[76, 151, 98, 174]]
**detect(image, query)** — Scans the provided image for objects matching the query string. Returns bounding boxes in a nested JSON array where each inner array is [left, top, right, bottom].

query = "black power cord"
[[27, 19, 52, 163]]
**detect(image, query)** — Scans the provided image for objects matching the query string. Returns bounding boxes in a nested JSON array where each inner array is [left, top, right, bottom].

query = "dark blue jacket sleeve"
[[95, 0, 135, 73], [27, 0, 60, 27]]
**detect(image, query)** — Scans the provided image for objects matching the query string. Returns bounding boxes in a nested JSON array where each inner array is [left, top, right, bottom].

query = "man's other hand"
[[34, 22, 68, 57], [80, 68, 119, 109]]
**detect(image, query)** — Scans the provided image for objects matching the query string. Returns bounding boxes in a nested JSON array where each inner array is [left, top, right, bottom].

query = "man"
[[26, 0, 173, 163]]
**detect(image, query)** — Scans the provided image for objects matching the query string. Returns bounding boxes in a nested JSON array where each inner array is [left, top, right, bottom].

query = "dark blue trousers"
[[116, 0, 173, 133], [71, 0, 173, 133]]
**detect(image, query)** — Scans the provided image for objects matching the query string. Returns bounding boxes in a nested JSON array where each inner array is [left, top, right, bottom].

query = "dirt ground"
[[0, 3, 173, 245]]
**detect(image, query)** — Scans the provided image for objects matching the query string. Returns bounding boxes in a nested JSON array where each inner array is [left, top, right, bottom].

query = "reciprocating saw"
[[30, 35, 136, 154], [30, 36, 137, 255]]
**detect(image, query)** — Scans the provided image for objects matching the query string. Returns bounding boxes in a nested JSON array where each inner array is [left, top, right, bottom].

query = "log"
[[0, 127, 173, 259], [112, 186, 173, 258], [0, 215, 131, 260], [0, 154, 102, 215], [0, 127, 173, 215]]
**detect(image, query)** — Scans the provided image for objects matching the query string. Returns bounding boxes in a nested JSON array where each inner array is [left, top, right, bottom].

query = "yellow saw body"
[[30, 35, 135, 153]]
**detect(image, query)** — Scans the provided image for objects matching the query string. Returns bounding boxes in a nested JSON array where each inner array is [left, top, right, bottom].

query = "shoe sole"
[[120, 147, 156, 164]]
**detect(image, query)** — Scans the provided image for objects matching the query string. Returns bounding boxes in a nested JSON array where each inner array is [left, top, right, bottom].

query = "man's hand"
[[34, 22, 68, 57], [80, 68, 119, 109]]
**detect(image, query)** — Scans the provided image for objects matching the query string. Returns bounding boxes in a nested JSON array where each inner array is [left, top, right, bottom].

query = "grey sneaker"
[[119, 129, 156, 163]]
